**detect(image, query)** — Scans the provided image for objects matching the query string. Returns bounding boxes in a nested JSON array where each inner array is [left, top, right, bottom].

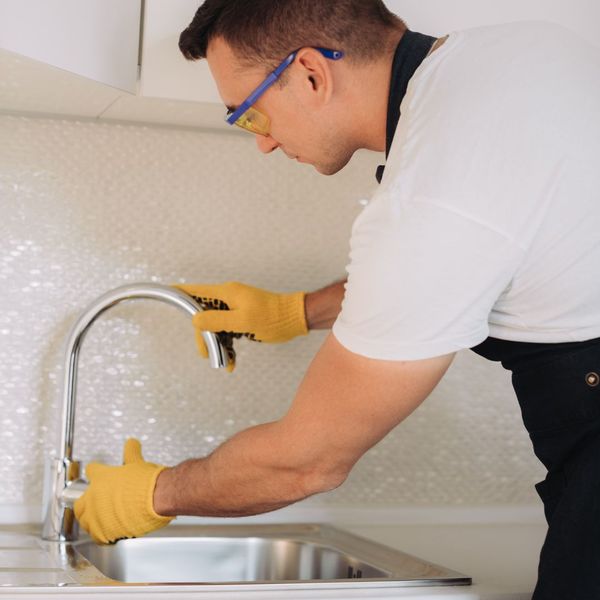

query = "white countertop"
[[343, 522, 546, 599], [0, 520, 547, 599]]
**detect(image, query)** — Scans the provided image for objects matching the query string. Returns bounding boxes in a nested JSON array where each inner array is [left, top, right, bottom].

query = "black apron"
[[472, 337, 600, 600], [382, 32, 600, 600]]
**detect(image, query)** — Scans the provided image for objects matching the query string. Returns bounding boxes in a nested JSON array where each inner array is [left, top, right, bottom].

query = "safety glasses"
[[225, 47, 344, 136]]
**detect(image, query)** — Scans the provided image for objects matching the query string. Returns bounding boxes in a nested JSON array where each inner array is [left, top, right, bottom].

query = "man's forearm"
[[153, 421, 341, 518], [305, 280, 346, 330], [152, 280, 347, 518]]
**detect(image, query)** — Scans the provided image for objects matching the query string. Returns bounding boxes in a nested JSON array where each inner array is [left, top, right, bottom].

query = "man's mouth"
[[282, 149, 307, 163]]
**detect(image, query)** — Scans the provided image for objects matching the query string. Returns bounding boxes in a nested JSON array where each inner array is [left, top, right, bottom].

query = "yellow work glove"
[[74, 438, 173, 545], [173, 282, 308, 372]]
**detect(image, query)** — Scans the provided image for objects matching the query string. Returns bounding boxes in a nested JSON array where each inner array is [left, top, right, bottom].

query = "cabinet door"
[[0, 0, 141, 92], [140, 0, 222, 103]]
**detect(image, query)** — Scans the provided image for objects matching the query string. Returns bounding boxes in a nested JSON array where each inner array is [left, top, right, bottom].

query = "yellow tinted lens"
[[235, 107, 270, 135]]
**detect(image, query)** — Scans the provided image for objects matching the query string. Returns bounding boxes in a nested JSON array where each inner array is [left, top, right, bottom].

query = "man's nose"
[[256, 134, 280, 154]]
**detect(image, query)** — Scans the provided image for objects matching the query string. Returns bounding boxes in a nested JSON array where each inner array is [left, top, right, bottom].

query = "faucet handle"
[[62, 477, 88, 508]]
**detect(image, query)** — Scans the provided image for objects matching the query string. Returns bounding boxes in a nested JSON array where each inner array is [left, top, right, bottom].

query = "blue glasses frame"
[[225, 47, 344, 131]]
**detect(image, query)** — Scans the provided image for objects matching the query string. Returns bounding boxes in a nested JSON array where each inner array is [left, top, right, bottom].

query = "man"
[[74, 2, 600, 598]]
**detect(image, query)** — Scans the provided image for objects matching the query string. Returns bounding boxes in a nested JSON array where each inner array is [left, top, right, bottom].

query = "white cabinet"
[[140, 0, 221, 104], [0, 0, 141, 92], [1, 0, 598, 106], [0, 0, 223, 103]]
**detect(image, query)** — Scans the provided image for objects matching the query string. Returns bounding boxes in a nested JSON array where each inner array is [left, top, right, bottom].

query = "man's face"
[[206, 37, 356, 175]]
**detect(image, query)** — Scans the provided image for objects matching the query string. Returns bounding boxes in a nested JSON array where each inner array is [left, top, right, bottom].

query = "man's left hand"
[[74, 438, 173, 544]]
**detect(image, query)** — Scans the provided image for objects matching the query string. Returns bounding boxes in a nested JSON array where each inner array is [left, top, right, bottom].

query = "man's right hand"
[[173, 282, 308, 371]]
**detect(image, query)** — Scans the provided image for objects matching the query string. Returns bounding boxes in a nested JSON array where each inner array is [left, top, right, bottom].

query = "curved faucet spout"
[[59, 283, 228, 461], [43, 283, 229, 541]]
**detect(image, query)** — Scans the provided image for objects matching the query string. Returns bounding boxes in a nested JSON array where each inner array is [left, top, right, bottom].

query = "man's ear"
[[295, 48, 334, 105]]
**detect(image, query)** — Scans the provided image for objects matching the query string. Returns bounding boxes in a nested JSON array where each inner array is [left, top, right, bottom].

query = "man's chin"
[[314, 161, 350, 176]]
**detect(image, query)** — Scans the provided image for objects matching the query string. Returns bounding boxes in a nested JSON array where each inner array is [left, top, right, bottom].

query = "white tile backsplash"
[[0, 114, 544, 513]]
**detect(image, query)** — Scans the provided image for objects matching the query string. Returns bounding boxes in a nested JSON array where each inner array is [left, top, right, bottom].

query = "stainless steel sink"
[[67, 523, 472, 590], [77, 536, 388, 583]]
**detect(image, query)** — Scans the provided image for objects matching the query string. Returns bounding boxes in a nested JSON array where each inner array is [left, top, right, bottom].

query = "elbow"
[[300, 464, 351, 497]]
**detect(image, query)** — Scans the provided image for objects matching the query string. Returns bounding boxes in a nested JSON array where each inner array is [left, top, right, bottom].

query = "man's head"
[[180, 0, 406, 175]]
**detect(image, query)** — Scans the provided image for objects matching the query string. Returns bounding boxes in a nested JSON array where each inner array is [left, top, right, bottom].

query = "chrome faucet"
[[42, 283, 229, 542]]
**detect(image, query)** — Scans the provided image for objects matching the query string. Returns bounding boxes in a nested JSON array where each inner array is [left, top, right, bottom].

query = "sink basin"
[[77, 536, 388, 583], [69, 523, 472, 590]]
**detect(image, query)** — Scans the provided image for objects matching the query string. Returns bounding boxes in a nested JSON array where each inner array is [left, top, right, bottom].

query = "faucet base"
[[42, 457, 82, 542]]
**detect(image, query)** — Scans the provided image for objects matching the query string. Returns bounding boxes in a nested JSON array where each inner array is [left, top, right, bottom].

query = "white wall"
[[385, 0, 599, 47]]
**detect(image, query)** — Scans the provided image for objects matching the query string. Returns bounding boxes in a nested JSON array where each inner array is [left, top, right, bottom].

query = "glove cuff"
[[146, 465, 176, 524], [278, 291, 308, 340], [118, 463, 173, 539]]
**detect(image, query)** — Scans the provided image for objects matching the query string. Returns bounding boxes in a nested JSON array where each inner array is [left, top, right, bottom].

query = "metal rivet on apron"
[[585, 372, 599, 387]]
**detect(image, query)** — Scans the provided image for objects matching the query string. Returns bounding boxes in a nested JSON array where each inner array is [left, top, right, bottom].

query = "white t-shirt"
[[333, 21, 600, 360]]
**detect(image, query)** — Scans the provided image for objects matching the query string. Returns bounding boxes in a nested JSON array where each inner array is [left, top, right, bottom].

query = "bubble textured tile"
[[0, 115, 543, 511]]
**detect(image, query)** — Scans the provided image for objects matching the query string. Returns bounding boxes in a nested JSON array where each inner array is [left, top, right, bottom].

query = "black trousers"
[[471, 337, 600, 600]]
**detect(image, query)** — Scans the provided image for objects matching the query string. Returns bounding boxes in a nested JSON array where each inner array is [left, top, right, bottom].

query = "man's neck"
[[353, 32, 447, 153], [356, 29, 406, 153]]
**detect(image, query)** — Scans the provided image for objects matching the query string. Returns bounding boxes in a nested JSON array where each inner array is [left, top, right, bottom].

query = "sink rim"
[[39, 523, 472, 590]]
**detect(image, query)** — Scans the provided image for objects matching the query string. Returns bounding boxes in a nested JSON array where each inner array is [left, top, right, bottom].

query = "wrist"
[[305, 280, 346, 330]]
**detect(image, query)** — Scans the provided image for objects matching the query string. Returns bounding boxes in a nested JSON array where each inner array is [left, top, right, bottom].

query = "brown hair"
[[179, 0, 406, 71]]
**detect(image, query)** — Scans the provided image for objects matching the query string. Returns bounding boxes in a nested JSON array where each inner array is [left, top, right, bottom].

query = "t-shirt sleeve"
[[332, 192, 525, 360]]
